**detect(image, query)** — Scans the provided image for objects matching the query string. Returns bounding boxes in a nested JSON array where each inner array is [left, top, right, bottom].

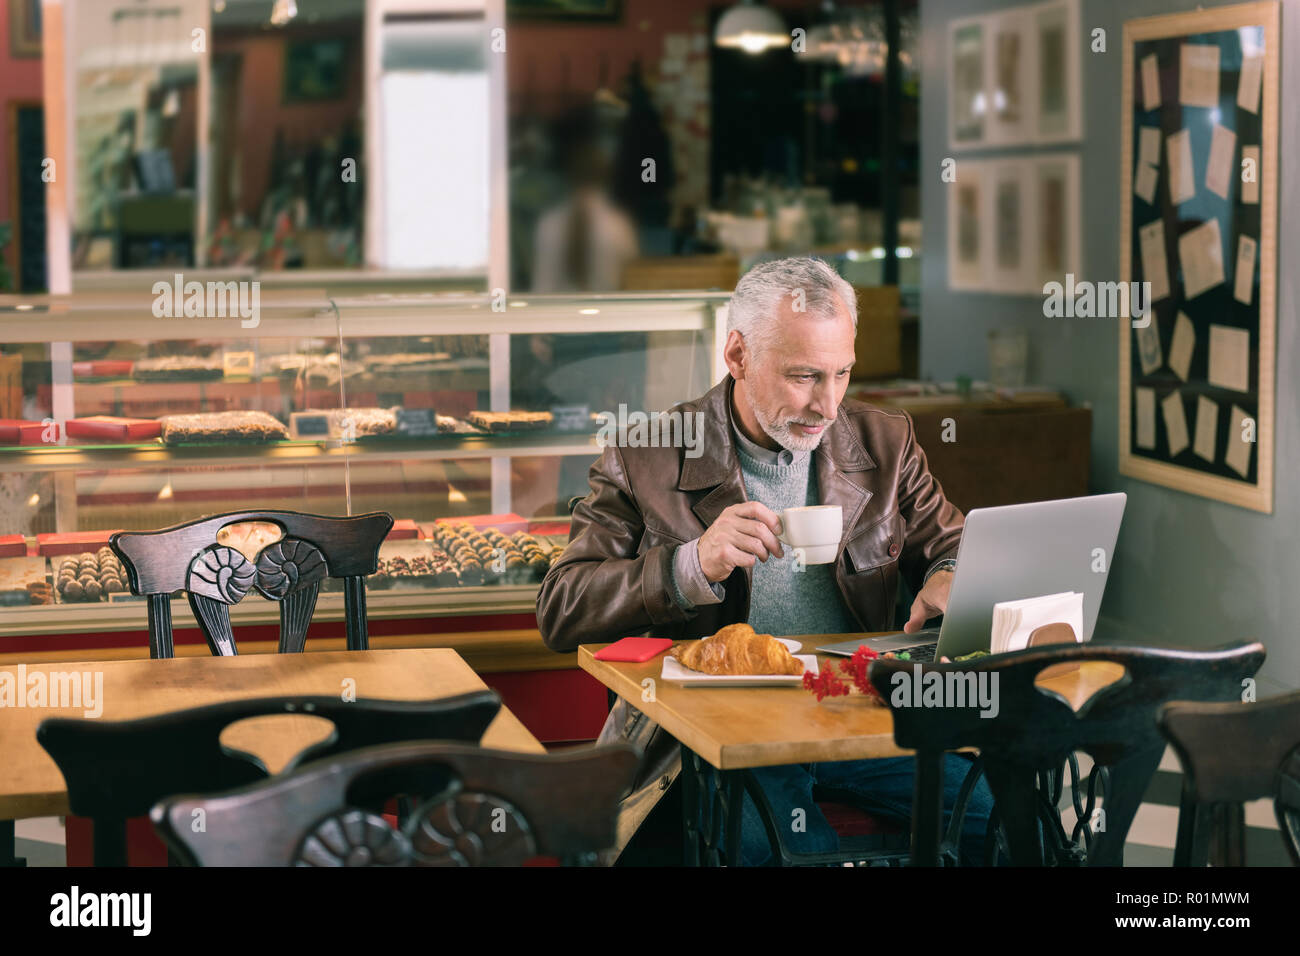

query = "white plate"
[[661, 637, 819, 687]]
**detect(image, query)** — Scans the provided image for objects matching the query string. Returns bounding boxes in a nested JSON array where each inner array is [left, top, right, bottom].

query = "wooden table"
[[0, 648, 544, 823], [579, 637, 1124, 770], [579, 635, 1126, 865]]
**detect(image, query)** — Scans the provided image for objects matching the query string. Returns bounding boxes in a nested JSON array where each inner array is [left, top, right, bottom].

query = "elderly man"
[[537, 256, 993, 865]]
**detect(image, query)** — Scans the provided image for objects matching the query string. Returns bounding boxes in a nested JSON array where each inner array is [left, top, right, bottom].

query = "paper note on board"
[[1139, 220, 1172, 302], [1193, 396, 1218, 463], [1179, 44, 1220, 108], [1237, 54, 1263, 113], [1241, 146, 1260, 203], [1225, 405, 1254, 478], [1162, 391, 1190, 457], [1168, 312, 1196, 382], [1134, 162, 1159, 205], [1207, 324, 1250, 393], [1167, 129, 1196, 204], [1141, 53, 1161, 110], [1234, 235, 1257, 305], [1139, 126, 1161, 167], [1136, 320, 1163, 375], [1205, 124, 1237, 199], [1136, 387, 1157, 449], [1178, 219, 1225, 299]]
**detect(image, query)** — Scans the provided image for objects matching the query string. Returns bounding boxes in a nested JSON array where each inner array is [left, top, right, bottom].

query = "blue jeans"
[[735, 754, 995, 866]]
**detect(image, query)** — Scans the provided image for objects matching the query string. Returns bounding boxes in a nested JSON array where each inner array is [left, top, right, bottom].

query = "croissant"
[[670, 623, 804, 676]]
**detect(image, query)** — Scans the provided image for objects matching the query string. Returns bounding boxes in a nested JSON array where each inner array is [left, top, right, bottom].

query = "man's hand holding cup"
[[697, 502, 784, 583]]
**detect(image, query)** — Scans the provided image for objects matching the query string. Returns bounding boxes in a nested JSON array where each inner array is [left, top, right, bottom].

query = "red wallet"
[[593, 637, 674, 662]]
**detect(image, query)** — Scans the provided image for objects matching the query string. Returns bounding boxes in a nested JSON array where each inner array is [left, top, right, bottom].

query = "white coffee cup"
[[777, 505, 843, 565]]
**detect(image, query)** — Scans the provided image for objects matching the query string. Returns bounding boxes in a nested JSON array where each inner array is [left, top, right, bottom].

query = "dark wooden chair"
[[110, 509, 392, 658], [869, 640, 1266, 866], [1159, 690, 1300, 866], [151, 741, 642, 866], [37, 690, 501, 867]]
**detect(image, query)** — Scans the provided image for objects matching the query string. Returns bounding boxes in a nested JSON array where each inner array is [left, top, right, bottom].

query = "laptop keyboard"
[[892, 643, 937, 662]]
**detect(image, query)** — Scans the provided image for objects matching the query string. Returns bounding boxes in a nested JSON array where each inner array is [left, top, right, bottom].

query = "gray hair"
[[727, 257, 857, 355]]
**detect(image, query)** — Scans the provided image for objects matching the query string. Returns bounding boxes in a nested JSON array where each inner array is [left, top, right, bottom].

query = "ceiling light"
[[715, 1, 787, 54], [270, 0, 298, 27]]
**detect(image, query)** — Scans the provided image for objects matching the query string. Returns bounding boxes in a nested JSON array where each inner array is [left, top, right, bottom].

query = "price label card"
[[289, 412, 331, 439], [550, 404, 591, 432], [223, 351, 256, 378], [395, 408, 439, 437]]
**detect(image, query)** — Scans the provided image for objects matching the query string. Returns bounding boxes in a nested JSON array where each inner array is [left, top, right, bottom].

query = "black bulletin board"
[[1118, 2, 1278, 513]]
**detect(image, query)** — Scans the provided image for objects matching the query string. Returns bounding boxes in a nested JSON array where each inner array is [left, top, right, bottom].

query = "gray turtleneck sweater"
[[668, 423, 861, 637]]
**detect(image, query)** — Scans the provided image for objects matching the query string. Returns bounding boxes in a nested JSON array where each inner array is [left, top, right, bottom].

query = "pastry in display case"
[[467, 410, 554, 432], [160, 411, 293, 444], [0, 290, 725, 636], [0, 556, 51, 606]]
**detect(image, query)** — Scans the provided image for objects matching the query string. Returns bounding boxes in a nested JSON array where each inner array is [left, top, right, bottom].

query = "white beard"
[[746, 389, 833, 453]]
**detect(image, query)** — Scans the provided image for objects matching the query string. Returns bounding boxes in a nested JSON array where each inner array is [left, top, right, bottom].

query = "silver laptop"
[[818, 493, 1127, 660]]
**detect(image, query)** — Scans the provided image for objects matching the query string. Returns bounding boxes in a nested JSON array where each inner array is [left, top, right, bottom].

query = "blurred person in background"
[[514, 103, 647, 514], [531, 106, 638, 294], [610, 62, 676, 257]]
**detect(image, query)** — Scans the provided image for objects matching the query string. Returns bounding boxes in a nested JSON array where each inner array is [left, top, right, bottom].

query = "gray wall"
[[920, 0, 1299, 692]]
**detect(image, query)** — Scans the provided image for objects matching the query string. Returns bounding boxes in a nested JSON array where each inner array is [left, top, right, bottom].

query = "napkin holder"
[[1027, 622, 1080, 678]]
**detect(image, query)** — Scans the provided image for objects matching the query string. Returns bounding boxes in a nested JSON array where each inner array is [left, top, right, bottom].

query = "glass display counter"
[[0, 290, 728, 636]]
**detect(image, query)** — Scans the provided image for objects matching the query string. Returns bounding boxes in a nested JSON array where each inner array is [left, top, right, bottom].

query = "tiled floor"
[[1055, 748, 1289, 867], [12, 746, 1288, 866], [13, 817, 66, 867]]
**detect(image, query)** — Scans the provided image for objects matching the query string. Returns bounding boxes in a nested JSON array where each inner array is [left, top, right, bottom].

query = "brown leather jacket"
[[537, 376, 964, 651]]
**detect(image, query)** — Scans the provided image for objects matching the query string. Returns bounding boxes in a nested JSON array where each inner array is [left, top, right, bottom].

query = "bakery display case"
[[0, 291, 728, 637]]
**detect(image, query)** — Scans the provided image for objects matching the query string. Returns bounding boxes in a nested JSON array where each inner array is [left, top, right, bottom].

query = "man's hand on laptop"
[[903, 569, 953, 633], [697, 502, 785, 582]]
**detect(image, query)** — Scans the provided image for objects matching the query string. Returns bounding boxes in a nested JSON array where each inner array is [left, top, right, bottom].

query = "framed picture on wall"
[[948, 0, 1080, 150], [949, 16, 987, 149], [947, 155, 1079, 294], [986, 8, 1032, 146], [947, 161, 986, 290], [1035, 153, 1081, 286], [1034, 0, 1081, 142], [9, 0, 41, 58], [284, 39, 348, 103], [1118, 1, 1279, 512], [987, 159, 1034, 292]]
